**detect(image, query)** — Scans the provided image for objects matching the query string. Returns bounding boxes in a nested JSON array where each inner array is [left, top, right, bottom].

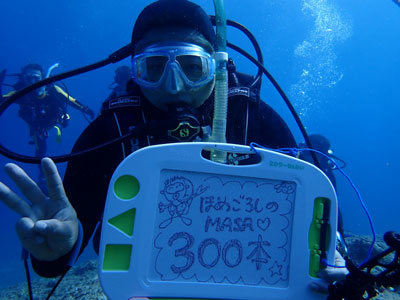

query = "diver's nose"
[[165, 64, 185, 94]]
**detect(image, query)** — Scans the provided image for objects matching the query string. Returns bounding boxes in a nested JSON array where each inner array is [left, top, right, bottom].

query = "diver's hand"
[[309, 250, 349, 294], [0, 158, 79, 262], [83, 106, 95, 120]]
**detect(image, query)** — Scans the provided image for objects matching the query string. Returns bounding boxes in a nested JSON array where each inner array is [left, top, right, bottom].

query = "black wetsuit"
[[31, 79, 297, 277]]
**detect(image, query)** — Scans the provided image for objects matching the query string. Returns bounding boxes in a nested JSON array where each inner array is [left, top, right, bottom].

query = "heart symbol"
[[257, 218, 271, 231]]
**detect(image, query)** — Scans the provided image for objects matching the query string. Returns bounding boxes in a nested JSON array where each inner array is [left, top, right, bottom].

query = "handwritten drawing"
[[256, 218, 271, 231], [274, 182, 295, 195], [158, 176, 208, 229], [152, 170, 296, 287], [269, 261, 283, 277]]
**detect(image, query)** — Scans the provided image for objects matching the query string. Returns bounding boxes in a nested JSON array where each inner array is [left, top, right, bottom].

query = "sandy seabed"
[[0, 233, 399, 300]]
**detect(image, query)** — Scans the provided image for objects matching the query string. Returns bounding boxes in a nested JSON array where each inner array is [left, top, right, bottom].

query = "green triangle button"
[[108, 208, 136, 236]]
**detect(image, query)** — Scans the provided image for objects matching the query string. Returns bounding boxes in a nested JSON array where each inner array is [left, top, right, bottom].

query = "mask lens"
[[132, 43, 214, 89], [176, 55, 205, 82], [24, 73, 42, 84], [145, 55, 169, 83]]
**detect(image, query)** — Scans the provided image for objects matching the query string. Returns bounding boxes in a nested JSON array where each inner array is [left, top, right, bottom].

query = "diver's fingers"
[[4, 163, 46, 204], [319, 266, 349, 282], [34, 218, 78, 246], [41, 158, 69, 205], [16, 217, 78, 261], [308, 281, 329, 294], [308, 250, 349, 295], [318, 250, 349, 282], [0, 181, 33, 217], [15, 217, 55, 260], [15, 217, 38, 243]]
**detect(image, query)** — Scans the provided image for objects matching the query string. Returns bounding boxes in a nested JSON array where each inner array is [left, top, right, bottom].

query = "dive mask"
[[131, 43, 215, 91], [23, 71, 42, 85]]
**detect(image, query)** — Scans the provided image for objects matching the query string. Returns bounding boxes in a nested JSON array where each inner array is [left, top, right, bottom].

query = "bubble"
[[290, 0, 352, 120]]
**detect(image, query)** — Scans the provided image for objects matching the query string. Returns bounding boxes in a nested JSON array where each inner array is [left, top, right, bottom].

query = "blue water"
[[0, 0, 399, 289]]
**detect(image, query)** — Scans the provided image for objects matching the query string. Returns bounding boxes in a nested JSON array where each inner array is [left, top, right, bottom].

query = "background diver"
[[100, 65, 135, 114], [1, 63, 95, 190], [105, 65, 132, 100], [0, 0, 348, 297]]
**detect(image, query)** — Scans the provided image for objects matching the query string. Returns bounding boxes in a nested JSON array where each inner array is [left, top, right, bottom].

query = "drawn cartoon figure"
[[274, 182, 295, 195], [158, 176, 208, 228]]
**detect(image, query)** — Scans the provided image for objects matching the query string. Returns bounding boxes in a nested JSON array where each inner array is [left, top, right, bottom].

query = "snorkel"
[[38, 63, 60, 97], [46, 63, 60, 78], [210, 0, 228, 162]]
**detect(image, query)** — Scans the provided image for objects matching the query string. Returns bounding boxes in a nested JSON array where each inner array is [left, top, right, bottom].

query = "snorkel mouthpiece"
[[210, 0, 228, 163]]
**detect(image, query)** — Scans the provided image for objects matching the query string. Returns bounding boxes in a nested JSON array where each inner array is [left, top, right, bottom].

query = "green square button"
[[102, 244, 132, 271]]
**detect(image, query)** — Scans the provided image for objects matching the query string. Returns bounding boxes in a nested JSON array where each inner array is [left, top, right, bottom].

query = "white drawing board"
[[98, 142, 337, 300]]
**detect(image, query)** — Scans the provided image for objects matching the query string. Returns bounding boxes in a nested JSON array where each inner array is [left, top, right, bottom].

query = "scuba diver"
[[100, 65, 133, 114], [107, 65, 132, 99], [0, 0, 297, 275], [1, 63, 95, 189], [0, 0, 356, 298], [300, 134, 340, 188]]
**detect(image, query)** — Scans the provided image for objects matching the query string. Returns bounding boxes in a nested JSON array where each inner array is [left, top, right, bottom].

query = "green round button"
[[114, 175, 140, 200]]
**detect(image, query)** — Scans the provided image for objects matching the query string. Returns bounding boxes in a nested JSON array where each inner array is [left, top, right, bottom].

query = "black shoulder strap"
[[227, 58, 261, 144]]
